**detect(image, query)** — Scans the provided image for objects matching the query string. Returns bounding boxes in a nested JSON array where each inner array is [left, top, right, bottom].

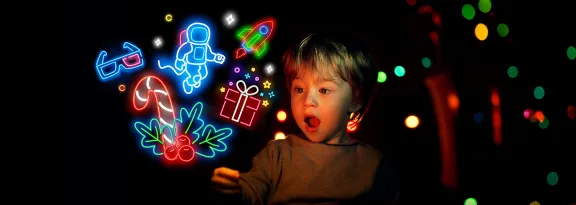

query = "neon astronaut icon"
[[158, 22, 226, 94]]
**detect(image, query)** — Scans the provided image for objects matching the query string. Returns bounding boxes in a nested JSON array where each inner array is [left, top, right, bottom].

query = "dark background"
[[61, 0, 575, 204]]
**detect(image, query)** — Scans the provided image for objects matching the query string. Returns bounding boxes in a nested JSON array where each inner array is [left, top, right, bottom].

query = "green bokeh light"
[[539, 118, 549, 129], [422, 57, 432, 68], [462, 4, 475, 20], [534, 86, 545, 100], [507, 66, 518, 78], [465, 197, 477, 205], [497, 24, 509, 37], [478, 0, 492, 13], [377, 71, 387, 83], [394, 66, 406, 77], [547, 172, 559, 186], [568, 46, 576, 60]]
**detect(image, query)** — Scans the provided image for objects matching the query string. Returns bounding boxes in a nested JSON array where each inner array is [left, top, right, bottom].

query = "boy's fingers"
[[211, 175, 241, 189], [214, 167, 240, 179]]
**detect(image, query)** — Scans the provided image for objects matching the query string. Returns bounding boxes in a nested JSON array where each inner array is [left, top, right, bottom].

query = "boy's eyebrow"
[[316, 77, 340, 85]]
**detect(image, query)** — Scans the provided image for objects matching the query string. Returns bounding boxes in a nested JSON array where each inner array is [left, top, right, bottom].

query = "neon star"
[[220, 87, 225, 92], [263, 80, 271, 88], [262, 100, 269, 107], [251, 67, 256, 72]]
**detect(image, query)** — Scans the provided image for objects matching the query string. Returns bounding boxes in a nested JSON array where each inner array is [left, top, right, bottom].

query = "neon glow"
[[220, 80, 261, 127], [132, 75, 186, 161], [95, 42, 144, 82], [234, 18, 276, 60], [134, 118, 174, 156], [158, 22, 226, 95], [224, 65, 276, 109], [173, 101, 233, 159], [347, 120, 358, 132], [134, 101, 234, 161]]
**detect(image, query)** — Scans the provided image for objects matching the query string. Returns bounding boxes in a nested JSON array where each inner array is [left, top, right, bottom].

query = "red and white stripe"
[[132, 76, 177, 146]]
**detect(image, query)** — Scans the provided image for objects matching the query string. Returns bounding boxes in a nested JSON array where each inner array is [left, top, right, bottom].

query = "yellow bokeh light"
[[530, 201, 540, 205], [274, 131, 286, 140], [277, 110, 287, 122], [405, 115, 420, 129], [475, 23, 489, 41]]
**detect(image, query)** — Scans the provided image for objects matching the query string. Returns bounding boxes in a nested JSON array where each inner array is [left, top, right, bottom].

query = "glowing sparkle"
[[165, 14, 173, 22]]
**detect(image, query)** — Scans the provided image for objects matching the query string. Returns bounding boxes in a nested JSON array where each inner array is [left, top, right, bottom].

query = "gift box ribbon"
[[232, 80, 260, 122]]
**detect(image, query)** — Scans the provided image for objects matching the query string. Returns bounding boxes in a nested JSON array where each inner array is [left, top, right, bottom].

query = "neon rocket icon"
[[234, 18, 275, 59]]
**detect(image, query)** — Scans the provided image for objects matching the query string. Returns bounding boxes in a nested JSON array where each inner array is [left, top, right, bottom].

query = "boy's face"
[[290, 67, 361, 144]]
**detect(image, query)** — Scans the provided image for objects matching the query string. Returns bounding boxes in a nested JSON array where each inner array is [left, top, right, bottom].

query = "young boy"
[[212, 32, 399, 204]]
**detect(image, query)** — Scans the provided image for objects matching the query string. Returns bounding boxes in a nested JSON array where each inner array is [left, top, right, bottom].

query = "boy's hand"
[[212, 167, 241, 195]]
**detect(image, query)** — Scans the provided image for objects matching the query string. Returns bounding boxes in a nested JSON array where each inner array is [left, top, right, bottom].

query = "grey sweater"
[[238, 134, 398, 205]]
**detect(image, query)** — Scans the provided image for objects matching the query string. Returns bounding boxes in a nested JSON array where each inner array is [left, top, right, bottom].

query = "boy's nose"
[[303, 91, 318, 108]]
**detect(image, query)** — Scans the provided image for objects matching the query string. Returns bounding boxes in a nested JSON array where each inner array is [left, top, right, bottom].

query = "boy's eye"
[[294, 88, 304, 93], [319, 88, 330, 94]]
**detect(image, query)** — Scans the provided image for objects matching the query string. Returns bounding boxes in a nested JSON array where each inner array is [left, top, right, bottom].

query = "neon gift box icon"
[[220, 80, 261, 127]]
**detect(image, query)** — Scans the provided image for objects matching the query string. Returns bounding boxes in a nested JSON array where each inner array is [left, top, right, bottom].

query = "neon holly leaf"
[[195, 124, 233, 158], [174, 102, 205, 144], [134, 118, 175, 156]]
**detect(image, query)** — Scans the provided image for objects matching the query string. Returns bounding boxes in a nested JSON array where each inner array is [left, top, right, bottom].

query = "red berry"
[[164, 145, 179, 160], [178, 145, 195, 162], [176, 135, 191, 149]]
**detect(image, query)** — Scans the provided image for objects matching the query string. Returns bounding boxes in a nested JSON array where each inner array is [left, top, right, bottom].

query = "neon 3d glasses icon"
[[95, 42, 145, 82]]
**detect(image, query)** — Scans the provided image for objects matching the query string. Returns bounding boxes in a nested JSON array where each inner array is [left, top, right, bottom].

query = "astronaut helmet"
[[187, 23, 211, 43]]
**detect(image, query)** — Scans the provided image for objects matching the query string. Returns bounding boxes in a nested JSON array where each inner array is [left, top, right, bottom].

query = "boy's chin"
[[303, 135, 327, 143]]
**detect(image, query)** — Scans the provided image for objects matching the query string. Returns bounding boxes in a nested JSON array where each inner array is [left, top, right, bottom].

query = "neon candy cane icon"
[[132, 76, 189, 161]]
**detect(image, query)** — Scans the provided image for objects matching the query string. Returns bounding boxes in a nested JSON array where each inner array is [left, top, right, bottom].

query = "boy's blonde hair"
[[282, 32, 378, 111]]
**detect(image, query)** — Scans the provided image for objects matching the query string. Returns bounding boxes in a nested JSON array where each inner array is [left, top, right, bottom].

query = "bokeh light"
[[405, 115, 420, 129], [533, 86, 545, 100], [568, 105, 575, 120], [568, 46, 576, 60], [478, 0, 492, 13], [377, 71, 387, 83], [497, 23, 509, 37], [394, 66, 406, 77], [448, 92, 460, 111], [474, 112, 484, 124], [475, 23, 489, 41], [538, 118, 549, 129], [547, 172, 559, 186], [491, 90, 500, 106], [507, 66, 518, 78], [406, 0, 416, 6], [422, 57, 432, 68], [531, 110, 545, 123], [462, 4, 475, 20], [464, 197, 477, 205], [276, 110, 287, 122], [523, 108, 533, 119], [274, 131, 286, 140], [530, 201, 541, 205]]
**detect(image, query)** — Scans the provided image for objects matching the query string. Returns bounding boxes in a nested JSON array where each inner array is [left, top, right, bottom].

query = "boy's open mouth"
[[305, 115, 321, 131]]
